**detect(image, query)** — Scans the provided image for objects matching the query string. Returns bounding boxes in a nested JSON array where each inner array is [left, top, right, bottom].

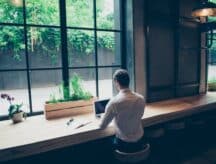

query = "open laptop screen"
[[94, 99, 110, 117]]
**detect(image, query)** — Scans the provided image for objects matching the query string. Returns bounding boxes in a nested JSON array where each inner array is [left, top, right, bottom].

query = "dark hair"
[[113, 69, 130, 87]]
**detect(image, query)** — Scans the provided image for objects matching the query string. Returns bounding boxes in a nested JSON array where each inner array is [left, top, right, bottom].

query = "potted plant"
[[208, 77, 216, 91], [1, 93, 26, 123], [44, 74, 95, 119]]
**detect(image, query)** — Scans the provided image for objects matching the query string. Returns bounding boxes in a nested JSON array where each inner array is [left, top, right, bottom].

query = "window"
[[207, 0, 216, 92], [0, 0, 124, 119], [207, 33, 216, 91]]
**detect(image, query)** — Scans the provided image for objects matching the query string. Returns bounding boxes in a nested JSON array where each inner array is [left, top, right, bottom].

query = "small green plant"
[[0, 93, 24, 118], [69, 74, 92, 100], [47, 74, 92, 104], [48, 93, 58, 104]]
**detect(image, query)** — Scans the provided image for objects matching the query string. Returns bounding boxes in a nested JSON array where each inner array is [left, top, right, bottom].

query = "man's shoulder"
[[132, 93, 145, 106], [109, 96, 120, 105], [133, 92, 144, 100]]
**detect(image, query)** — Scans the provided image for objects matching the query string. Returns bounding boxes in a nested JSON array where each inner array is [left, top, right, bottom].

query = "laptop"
[[94, 99, 110, 118]]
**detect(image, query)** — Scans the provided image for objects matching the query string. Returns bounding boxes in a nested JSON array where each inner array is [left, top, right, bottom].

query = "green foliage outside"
[[0, 0, 115, 62], [208, 76, 216, 83], [208, 77, 216, 91], [48, 74, 93, 104], [209, 0, 216, 51]]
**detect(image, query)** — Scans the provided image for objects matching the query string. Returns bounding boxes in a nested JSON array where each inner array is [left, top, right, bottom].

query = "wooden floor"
[[148, 133, 216, 164], [178, 146, 216, 164]]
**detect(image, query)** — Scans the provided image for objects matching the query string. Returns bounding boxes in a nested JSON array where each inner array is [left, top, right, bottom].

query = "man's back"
[[100, 88, 145, 142], [99, 69, 145, 144], [112, 89, 145, 142]]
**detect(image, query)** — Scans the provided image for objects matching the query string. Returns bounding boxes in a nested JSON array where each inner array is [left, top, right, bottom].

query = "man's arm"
[[99, 103, 116, 129]]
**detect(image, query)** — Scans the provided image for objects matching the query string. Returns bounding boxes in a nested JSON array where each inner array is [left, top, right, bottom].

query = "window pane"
[[27, 27, 61, 68], [98, 67, 119, 98], [30, 70, 62, 112], [0, 26, 26, 69], [66, 0, 93, 28], [0, 0, 23, 24], [97, 31, 121, 66], [69, 69, 96, 97], [26, 0, 60, 26], [208, 65, 216, 81], [68, 30, 95, 67], [0, 71, 29, 115], [96, 0, 120, 30]]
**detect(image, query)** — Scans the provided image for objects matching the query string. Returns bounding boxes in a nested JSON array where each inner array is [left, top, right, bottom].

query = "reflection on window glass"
[[0, 26, 26, 69], [97, 31, 121, 66], [69, 69, 96, 97], [98, 67, 119, 98], [0, 71, 29, 115], [67, 29, 95, 67], [0, 0, 23, 24], [27, 27, 61, 68], [66, 0, 93, 28], [96, 0, 120, 30], [31, 70, 62, 112], [26, 0, 59, 26]]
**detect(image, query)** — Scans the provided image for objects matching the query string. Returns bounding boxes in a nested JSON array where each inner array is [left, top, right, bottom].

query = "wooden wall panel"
[[176, 0, 201, 96], [146, 0, 202, 102], [178, 50, 199, 84], [146, 0, 176, 102], [149, 24, 175, 87]]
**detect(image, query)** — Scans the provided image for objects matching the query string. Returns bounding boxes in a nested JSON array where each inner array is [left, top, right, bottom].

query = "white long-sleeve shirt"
[[99, 88, 145, 142]]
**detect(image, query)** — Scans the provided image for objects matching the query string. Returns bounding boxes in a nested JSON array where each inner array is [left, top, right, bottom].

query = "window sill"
[[1, 92, 216, 162]]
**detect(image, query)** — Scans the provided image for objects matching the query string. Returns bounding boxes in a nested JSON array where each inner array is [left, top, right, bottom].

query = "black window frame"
[[0, 0, 126, 120]]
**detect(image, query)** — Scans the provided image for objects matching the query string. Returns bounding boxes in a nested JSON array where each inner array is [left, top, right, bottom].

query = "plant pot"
[[12, 111, 25, 124], [208, 82, 216, 91], [44, 98, 96, 120]]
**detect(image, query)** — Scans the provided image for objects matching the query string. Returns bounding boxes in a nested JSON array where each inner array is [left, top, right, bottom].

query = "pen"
[[75, 121, 92, 129], [66, 118, 74, 126]]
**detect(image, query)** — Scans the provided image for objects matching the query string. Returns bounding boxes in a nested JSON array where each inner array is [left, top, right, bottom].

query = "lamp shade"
[[192, 1, 216, 17]]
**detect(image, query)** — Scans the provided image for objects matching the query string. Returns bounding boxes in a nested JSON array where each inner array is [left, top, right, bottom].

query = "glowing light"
[[10, 0, 23, 7]]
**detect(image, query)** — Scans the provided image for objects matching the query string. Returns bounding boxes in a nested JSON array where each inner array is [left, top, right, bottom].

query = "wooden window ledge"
[[1, 93, 216, 162]]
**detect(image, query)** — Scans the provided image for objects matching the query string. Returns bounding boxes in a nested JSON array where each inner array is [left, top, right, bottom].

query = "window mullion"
[[93, 0, 99, 97], [59, 0, 70, 98], [23, 0, 33, 114]]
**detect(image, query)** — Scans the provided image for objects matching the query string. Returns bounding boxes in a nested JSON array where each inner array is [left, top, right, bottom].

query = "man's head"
[[113, 69, 130, 90]]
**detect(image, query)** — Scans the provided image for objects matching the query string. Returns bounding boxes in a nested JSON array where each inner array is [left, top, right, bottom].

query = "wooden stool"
[[114, 143, 151, 163]]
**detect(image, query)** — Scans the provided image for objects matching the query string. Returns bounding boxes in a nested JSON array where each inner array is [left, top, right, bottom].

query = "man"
[[99, 69, 145, 153]]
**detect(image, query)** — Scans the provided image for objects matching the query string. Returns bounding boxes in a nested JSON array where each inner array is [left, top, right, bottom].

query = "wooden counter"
[[1, 93, 216, 162]]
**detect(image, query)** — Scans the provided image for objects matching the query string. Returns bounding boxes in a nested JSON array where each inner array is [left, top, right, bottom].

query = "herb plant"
[[47, 74, 92, 104]]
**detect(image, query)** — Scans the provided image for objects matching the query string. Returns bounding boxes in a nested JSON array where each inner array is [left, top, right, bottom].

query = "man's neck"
[[119, 87, 130, 92]]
